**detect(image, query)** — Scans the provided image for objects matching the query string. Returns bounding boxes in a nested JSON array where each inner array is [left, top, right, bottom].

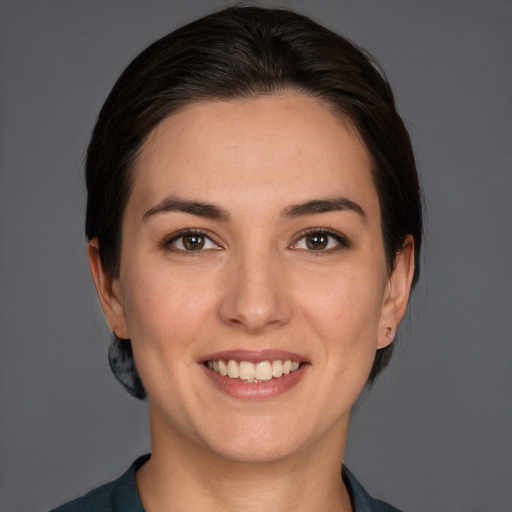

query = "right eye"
[[165, 231, 220, 252]]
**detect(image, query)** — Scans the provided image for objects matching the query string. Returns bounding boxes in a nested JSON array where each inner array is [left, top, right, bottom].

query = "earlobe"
[[87, 239, 128, 338], [377, 235, 415, 348]]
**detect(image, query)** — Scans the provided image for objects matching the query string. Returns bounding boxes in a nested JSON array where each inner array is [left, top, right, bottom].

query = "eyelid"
[[162, 228, 222, 253], [291, 228, 351, 251], [160, 227, 350, 254]]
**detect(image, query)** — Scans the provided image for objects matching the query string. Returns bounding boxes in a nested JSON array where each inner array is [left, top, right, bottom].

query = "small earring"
[[386, 327, 395, 342], [113, 328, 124, 339], [112, 328, 128, 342]]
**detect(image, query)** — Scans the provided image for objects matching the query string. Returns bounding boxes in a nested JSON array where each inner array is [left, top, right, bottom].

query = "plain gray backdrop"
[[1, 1, 511, 511]]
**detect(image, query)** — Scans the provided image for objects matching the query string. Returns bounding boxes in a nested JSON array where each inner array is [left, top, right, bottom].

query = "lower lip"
[[202, 363, 309, 400]]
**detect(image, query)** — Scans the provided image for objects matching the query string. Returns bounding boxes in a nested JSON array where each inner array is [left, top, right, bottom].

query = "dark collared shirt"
[[51, 454, 403, 512]]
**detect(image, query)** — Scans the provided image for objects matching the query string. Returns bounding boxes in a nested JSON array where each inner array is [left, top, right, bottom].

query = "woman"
[[53, 6, 421, 512]]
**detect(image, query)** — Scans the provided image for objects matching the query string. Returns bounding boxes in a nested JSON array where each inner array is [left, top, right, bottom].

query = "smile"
[[206, 359, 301, 382]]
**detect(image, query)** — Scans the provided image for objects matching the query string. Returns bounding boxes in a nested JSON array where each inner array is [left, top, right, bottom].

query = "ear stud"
[[386, 327, 395, 342]]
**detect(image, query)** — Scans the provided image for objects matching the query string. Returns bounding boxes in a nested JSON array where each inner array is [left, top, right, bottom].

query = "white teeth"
[[239, 361, 255, 381], [272, 360, 283, 377], [255, 361, 273, 381], [218, 360, 228, 376], [227, 359, 239, 378], [207, 359, 302, 382]]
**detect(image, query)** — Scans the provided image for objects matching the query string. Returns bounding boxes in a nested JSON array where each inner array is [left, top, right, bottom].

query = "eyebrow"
[[143, 196, 231, 222], [281, 197, 366, 221], [143, 195, 365, 223]]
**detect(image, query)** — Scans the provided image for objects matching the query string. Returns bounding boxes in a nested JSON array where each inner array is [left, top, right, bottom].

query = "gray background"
[[0, 1, 511, 511]]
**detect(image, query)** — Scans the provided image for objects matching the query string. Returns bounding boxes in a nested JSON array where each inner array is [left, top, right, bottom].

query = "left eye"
[[169, 233, 219, 251], [294, 232, 343, 251]]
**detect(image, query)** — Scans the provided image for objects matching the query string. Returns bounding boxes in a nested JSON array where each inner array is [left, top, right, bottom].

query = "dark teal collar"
[[343, 465, 403, 511], [52, 454, 402, 512]]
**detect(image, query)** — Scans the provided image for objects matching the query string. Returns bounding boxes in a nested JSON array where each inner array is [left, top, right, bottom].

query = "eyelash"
[[292, 228, 351, 254], [162, 228, 351, 255], [162, 229, 221, 255]]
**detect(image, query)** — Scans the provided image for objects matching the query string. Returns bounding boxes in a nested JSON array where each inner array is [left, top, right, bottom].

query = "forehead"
[[129, 94, 378, 219]]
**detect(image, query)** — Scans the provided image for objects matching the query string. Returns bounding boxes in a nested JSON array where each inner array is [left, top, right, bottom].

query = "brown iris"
[[305, 233, 329, 250], [183, 234, 205, 250]]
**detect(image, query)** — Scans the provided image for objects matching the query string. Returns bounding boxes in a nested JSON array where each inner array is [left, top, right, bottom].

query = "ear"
[[377, 235, 415, 349], [88, 239, 129, 338]]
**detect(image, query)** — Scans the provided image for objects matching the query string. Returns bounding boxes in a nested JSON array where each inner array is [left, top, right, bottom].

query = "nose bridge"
[[219, 241, 291, 333]]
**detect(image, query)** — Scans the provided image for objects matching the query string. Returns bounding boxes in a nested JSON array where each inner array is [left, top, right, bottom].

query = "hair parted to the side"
[[86, 6, 422, 399]]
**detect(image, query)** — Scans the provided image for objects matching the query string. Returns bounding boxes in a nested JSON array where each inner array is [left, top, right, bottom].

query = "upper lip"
[[200, 350, 308, 364]]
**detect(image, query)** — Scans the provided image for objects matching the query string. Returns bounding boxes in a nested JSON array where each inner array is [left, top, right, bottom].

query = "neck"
[[137, 410, 353, 512]]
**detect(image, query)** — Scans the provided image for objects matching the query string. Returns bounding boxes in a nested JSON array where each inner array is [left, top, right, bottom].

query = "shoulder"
[[50, 454, 149, 512], [343, 466, 404, 512]]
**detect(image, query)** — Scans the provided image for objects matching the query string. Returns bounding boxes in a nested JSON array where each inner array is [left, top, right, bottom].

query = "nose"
[[218, 249, 292, 334]]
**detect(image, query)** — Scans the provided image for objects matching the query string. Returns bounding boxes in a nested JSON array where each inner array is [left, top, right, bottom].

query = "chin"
[[208, 433, 303, 465], [195, 414, 321, 465]]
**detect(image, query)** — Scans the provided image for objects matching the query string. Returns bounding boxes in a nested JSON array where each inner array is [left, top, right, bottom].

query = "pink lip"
[[200, 349, 308, 364], [200, 350, 310, 400]]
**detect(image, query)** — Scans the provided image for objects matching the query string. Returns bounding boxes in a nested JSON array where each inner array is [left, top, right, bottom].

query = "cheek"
[[118, 263, 220, 410], [295, 263, 386, 355], [120, 261, 217, 351]]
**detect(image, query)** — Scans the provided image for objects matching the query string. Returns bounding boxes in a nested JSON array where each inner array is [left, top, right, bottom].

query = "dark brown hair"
[[86, 6, 422, 398]]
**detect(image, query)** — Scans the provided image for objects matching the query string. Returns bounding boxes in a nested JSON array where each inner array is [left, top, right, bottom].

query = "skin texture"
[[89, 94, 415, 512]]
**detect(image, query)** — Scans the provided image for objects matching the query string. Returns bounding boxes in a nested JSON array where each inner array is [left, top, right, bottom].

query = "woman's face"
[[91, 94, 413, 463]]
